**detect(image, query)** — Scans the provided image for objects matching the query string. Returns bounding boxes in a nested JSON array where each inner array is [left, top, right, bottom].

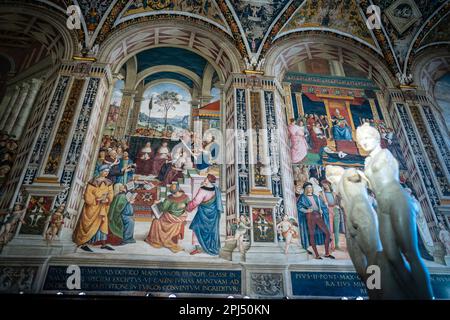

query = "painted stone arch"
[[0, 2, 79, 62], [259, 33, 439, 260], [263, 33, 396, 90], [412, 47, 450, 101], [411, 47, 450, 130], [76, 18, 248, 260], [97, 18, 244, 79], [0, 53, 16, 74]]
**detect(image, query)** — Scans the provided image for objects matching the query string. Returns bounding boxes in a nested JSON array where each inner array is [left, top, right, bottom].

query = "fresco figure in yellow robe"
[[73, 165, 114, 252]]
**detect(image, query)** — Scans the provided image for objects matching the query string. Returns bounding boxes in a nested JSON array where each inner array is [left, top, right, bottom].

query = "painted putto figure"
[[45, 203, 68, 242], [277, 214, 300, 254], [234, 215, 251, 253]]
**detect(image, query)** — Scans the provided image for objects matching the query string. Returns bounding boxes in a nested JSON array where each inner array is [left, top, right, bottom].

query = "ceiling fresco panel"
[[279, 0, 377, 48], [229, 0, 291, 53], [118, 0, 231, 33]]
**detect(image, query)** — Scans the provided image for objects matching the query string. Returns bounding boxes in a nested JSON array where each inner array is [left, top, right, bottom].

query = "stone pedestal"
[[445, 255, 450, 266], [240, 195, 308, 264], [4, 182, 76, 256], [433, 241, 446, 265]]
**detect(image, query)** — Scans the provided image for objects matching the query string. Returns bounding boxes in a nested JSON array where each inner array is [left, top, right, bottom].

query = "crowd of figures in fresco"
[[72, 129, 223, 256], [288, 111, 398, 166], [0, 132, 22, 245], [0, 132, 18, 194]]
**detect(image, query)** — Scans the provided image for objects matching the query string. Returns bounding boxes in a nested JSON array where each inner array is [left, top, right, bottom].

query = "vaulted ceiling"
[[5, 0, 450, 79]]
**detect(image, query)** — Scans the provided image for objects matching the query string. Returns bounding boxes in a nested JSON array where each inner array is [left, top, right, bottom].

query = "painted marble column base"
[[433, 241, 447, 265], [1, 238, 76, 256], [244, 244, 308, 264], [445, 256, 450, 267]]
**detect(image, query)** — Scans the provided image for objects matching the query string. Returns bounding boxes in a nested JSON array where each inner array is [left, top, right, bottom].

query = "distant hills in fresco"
[[138, 112, 189, 129]]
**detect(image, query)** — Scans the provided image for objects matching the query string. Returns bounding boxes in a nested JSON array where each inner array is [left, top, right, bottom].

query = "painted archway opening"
[[264, 35, 434, 261], [88, 44, 226, 259]]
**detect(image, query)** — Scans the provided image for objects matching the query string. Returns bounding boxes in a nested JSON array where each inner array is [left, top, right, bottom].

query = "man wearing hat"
[[186, 174, 223, 255], [145, 182, 190, 253], [73, 164, 115, 252], [297, 182, 334, 259]]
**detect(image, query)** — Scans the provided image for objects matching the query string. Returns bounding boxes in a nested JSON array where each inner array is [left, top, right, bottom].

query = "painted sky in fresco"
[[140, 82, 192, 119]]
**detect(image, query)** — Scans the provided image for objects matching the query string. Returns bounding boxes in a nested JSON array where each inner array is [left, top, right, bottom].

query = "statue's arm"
[[370, 149, 395, 172]]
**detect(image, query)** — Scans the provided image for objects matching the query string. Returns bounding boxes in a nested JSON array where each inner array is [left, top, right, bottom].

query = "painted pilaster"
[[0, 86, 14, 122], [11, 78, 43, 139], [115, 89, 136, 138], [389, 87, 445, 264], [4, 82, 30, 135], [128, 94, 144, 136], [2, 60, 113, 256], [0, 85, 20, 130]]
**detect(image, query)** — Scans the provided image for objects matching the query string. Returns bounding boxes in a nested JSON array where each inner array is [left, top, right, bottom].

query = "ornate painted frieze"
[[409, 105, 449, 197], [43, 79, 85, 175], [284, 73, 378, 91]]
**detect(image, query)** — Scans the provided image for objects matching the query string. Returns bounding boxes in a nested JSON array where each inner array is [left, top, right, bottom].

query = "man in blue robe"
[[331, 109, 353, 140], [297, 182, 334, 259], [187, 174, 223, 255], [117, 151, 134, 185]]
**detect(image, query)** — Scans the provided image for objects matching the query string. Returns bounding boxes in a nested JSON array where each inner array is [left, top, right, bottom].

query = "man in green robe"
[[108, 184, 136, 245], [145, 183, 190, 253]]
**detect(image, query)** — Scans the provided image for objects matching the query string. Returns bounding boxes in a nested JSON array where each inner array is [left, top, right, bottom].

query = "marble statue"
[[355, 123, 433, 299], [326, 166, 407, 299]]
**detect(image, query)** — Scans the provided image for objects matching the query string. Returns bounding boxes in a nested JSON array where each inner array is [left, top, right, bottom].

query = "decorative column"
[[4, 82, 30, 135], [233, 73, 305, 264], [115, 89, 136, 138], [2, 59, 112, 256], [282, 82, 294, 121], [0, 86, 14, 121], [127, 94, 143, 136], [11, 78, 43, 139], [389, 86, 446, 264], [0, 85, 20, 130]]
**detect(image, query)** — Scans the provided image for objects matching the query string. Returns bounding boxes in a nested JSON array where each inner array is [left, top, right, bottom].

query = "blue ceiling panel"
[[136, 47, 207, 77], [144, 72, 194, 88]]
